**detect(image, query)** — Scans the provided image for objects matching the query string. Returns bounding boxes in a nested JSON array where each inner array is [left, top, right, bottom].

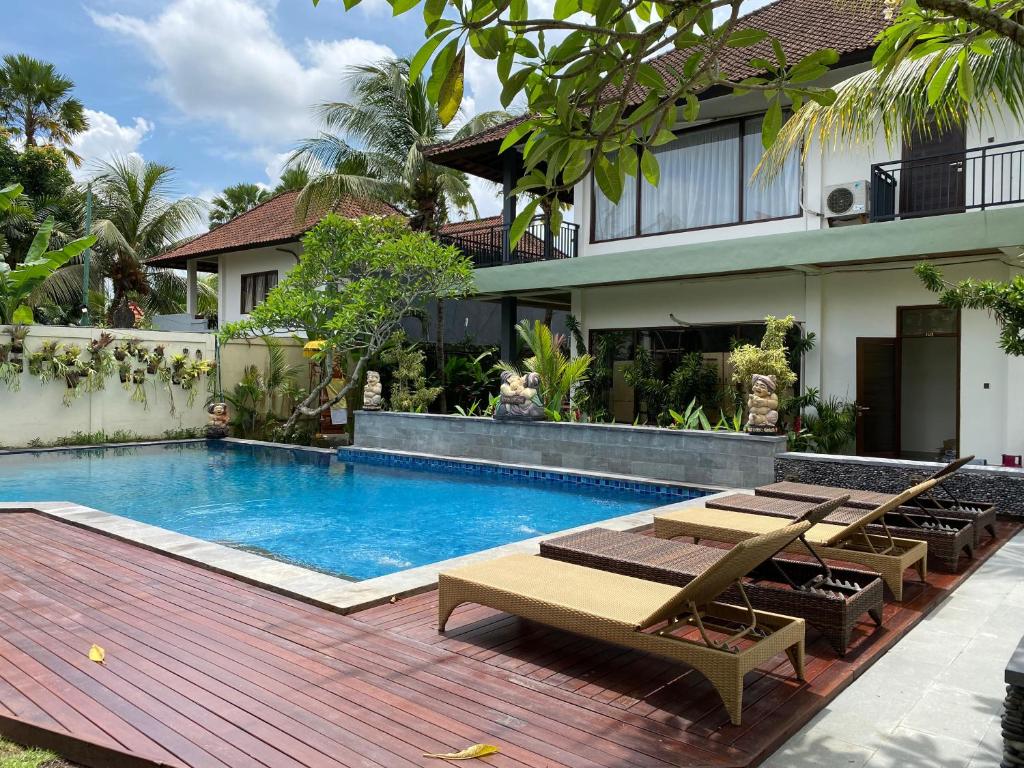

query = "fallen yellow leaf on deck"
[[423, 744, 499, 760], [88, 644, 106, 664]]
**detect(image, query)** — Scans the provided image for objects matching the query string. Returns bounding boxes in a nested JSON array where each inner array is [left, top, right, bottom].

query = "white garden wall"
[[0, 327, 216, 448]]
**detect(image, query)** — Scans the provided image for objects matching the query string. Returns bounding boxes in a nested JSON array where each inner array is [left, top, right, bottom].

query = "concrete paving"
[[765, 530, 1024, 768]]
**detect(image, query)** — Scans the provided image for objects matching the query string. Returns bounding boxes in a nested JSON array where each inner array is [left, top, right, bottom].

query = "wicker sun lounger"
[[763, 455, 997, 548], [707, 493, 974, 572], [540, 526, 884, 655], [439, 521, 815, 725], [653, 482, 934, 601]]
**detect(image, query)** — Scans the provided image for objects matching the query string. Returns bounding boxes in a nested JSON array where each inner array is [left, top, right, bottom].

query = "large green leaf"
[[11, 304, 33, 324]]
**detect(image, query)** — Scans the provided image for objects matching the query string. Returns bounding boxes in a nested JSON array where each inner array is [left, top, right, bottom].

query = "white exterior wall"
[[574, 71, 1024, 260], [218, 245, 301, 328], [577, 257, 1022, 464], [0, 327, 216, 448]]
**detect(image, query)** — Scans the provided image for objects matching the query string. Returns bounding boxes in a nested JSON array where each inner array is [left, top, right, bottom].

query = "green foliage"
[[0, 183, 97, 324], [380, 334, 443, 412], [916, 261, 1024, 356], [221, 215, 474, 433], [623, 347, 667, 425], [0, 54, 88, 164], [667, 398, 711, 431], [667, 352, 720, 413], [728, 315, 798, 391], [0, 738, 60, 768], [224, 338, 304, 439], [443, 348, 498, 412], [209, 183, 270, 229], [785, 388, 859, 454], [502, 319, 592, 416]]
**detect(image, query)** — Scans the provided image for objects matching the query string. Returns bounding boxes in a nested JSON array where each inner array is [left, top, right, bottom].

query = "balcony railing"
[[870, 139, 1024, 222], [438, 216, 579, 269]]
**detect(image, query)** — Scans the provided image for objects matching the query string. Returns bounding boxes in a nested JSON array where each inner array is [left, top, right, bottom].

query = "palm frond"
[[758, 40, 1024, 182]]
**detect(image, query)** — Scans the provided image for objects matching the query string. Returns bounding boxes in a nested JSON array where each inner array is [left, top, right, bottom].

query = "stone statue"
[[363, 370, 383, 410], [206, 402, 229, 439], [494, 370, 546, 421], [745, 374, 779, 434]]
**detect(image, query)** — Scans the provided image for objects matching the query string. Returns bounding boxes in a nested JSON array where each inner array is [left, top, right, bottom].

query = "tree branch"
[[918, 0, 1024, 46]]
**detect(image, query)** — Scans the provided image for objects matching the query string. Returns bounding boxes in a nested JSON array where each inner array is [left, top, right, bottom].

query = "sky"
[[4, 0, 510, 226]]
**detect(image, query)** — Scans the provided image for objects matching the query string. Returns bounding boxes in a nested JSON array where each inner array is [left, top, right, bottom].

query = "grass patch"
[[0, 740, 61, 768]]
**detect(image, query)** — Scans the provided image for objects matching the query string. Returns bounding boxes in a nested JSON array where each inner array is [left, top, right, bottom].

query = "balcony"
[[870, 139, 1024, 222], [438, 216, 579, 269]]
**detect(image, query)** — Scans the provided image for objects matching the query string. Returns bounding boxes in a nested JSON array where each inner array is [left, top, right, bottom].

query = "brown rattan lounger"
[[439, 521, 815, 725], [653, 482, 935, 600], [763, 455, 997, 548], [707, 493, 974, 572], [540, 526, 884, 655]]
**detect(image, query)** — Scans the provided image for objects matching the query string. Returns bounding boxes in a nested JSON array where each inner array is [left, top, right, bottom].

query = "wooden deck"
[[0, 511, 1018, 768]]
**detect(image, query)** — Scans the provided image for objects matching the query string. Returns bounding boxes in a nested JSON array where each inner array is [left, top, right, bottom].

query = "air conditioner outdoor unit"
[[824, 180, 869, 219]]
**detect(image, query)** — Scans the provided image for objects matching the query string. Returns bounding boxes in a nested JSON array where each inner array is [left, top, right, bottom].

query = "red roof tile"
[[148, 190, 403, 266]]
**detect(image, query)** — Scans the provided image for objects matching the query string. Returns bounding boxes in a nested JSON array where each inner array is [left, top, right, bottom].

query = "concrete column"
[[500, 296, 518, 361], [802, 273, 824, 396], [186, 259, 199, 318], [501, 153, 518, 263]]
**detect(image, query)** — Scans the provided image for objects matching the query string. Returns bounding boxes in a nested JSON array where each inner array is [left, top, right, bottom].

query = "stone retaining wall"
[[776, 452, 1024, 517], [354, 411, 788, 488]]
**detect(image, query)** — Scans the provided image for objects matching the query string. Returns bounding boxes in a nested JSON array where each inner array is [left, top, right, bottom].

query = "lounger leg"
[[785, 640, 806, 681], [915, 556, 928, 584], [706, 669, 745, 727], [986, 523, 997, 540], [884, 568, 904, 602], [437, 582, 463, 633], [868, 607, 883, 627]]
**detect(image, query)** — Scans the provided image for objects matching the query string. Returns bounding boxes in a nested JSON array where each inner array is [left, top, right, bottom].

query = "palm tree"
[[292, 57, 512, 409], [757, 41, 1024, 179], [0, 55, 88, 165], [89, 156, 206, 325], [273, 164, 312, 194], [209, 182, 270, 229]]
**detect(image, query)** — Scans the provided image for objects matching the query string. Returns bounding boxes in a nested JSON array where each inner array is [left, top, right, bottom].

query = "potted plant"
[[130, 368, 148, 407], [118, 360, 132, 385], [135, 344, 150, 363], [7, 324, 28, 355], [113, 342, 129, 362], [0, 343, 20, 391], [28, 349, 46, 377], [58, 345, 82, 389], [125, 337, 141, 358], [36, 340, 61, 384], [169, 352, 188, 385]]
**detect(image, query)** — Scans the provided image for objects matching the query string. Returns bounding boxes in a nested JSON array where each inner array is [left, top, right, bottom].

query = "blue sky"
[[5, 0, 508, 226]]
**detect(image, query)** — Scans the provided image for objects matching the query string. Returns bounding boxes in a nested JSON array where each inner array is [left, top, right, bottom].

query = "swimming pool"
[[0, 441, 707, 580]]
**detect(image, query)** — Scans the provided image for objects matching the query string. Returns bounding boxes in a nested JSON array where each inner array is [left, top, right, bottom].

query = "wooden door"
[[856, 338, 899, 457], [900, 123, 966, 217]]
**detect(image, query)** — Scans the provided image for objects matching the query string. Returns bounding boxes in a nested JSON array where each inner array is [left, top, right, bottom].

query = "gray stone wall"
[[354, 411, 788, 488], [776, 452, 1024, 517]]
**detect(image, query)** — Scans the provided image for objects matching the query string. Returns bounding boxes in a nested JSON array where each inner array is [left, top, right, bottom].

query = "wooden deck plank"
[[0, 511, 1018, 768]]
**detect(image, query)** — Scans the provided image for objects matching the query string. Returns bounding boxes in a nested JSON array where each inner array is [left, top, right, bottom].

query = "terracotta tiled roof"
[[425, 0, 887, 166], [148, 190, 403, 267], [438, 215, 503, 235]]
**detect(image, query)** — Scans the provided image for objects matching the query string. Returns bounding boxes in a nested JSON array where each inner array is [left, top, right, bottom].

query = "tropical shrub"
[[728, 315, 798, 391], [667, 352, 720, 413], [0, 183, 96, 323], [380, 334, 443, 412], [225, 338, 304, 439], [500, 319, 592, 417]]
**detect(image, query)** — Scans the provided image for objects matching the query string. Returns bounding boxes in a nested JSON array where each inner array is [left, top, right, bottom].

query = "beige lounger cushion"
[[660, 507, 855, 548], [441, 552, 682, 628]]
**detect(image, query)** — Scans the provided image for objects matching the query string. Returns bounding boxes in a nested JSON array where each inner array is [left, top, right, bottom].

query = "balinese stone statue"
[[494, 370, 546, 421], [745, 374, 780, 434], [206, 402, 229, 439], [363, 370, 383, 410]]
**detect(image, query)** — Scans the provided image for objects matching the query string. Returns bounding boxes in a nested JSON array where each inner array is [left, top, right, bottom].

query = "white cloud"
[[71, 109, 153, 180], [91, 0, 395, 147], [466, 176, 502, 219]]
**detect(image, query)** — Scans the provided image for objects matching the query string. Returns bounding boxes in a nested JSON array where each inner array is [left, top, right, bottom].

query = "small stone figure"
[[363, 370, 383, 410], [206, 402, 229, 439], [494, 370, 546, 421], [745, 374, 779, 434]]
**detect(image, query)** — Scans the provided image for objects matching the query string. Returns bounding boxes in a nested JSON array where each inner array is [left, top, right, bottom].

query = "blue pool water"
[[0, 442, 703, 580]]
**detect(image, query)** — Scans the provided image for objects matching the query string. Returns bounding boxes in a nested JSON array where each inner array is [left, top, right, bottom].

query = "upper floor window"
[[240, 270, 278, 314], [591, 114, 801, 242]]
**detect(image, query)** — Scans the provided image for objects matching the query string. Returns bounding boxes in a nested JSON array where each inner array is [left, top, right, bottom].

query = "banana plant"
[[0, 184, 97, 324]]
